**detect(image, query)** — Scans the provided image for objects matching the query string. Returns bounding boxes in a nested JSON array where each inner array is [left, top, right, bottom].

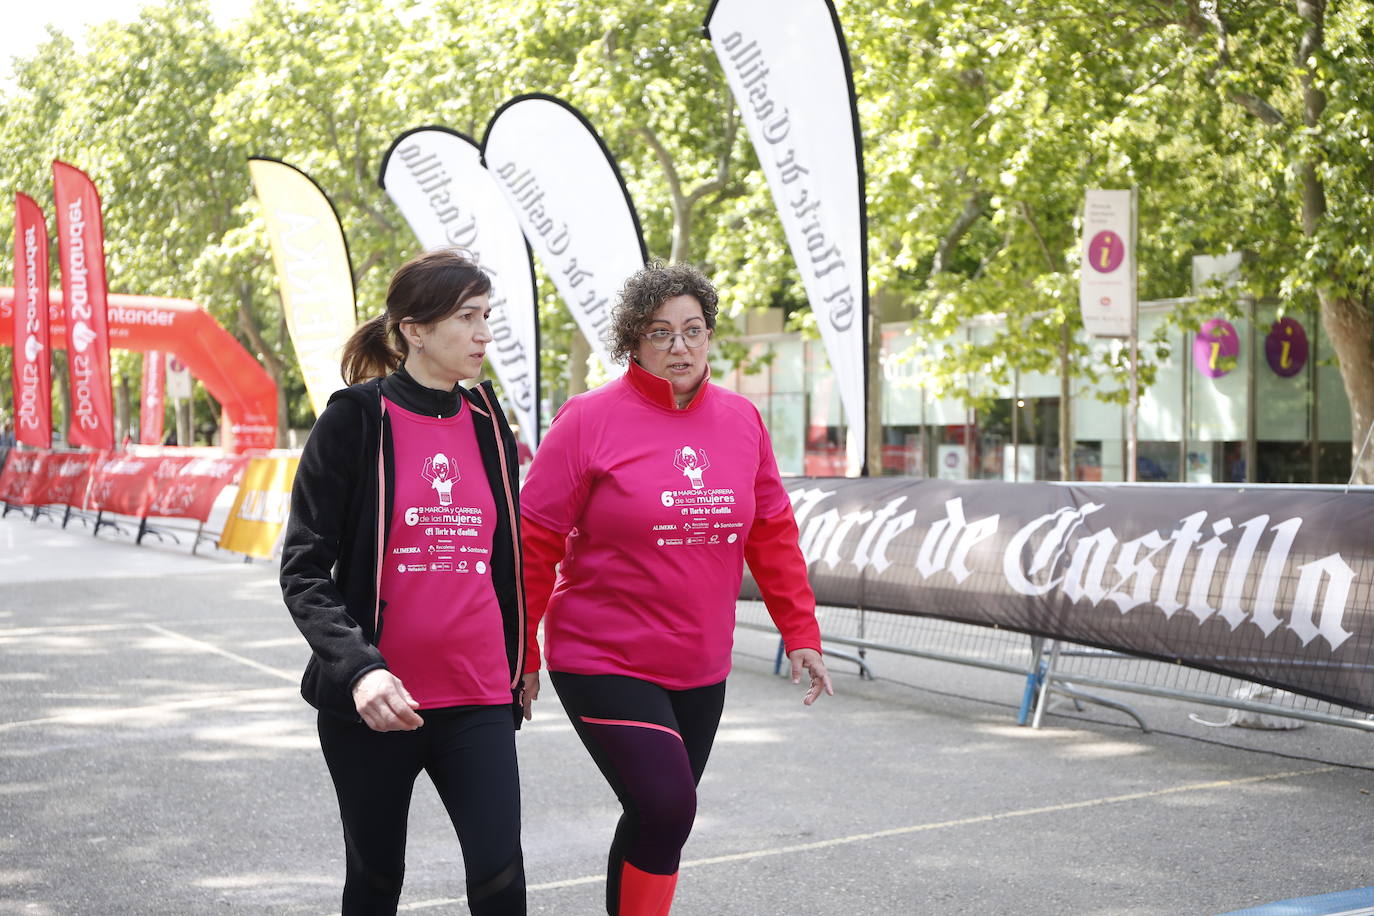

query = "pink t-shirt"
[[520, 367, 792, 689], [377, 398, 510, 708]]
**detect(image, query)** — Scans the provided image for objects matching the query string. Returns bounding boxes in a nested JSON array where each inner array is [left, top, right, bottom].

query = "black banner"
[[751, 478, 1374, 713]]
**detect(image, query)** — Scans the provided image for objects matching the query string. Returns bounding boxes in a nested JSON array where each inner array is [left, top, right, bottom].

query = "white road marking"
[[0, 623, 137, 638], [0, 686, 298, 731], [0, 621, 299, 731], [0, 621, 296, 684], [141, 623, 299, 683], [389, 765, 1335, 912]]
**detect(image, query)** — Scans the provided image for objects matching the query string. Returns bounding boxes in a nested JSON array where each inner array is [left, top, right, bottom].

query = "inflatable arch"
[[0, 289, 277, 452]]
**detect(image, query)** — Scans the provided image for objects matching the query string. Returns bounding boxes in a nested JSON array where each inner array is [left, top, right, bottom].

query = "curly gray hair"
[[606, 260, 719, 364]]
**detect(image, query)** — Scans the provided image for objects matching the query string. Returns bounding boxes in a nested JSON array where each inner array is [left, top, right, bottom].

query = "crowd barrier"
[[742, 477, 1374, 734], [7, 445, 1371, 732], [0, 445, 298, 560]]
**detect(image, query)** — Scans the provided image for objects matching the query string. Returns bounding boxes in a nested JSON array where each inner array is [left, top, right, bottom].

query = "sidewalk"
[[1, 513, 1371, 914]]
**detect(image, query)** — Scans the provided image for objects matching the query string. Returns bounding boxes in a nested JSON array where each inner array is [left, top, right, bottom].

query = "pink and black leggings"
[[549, 671, 727, 916]]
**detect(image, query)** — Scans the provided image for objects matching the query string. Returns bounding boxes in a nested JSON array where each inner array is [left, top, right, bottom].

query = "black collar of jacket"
[[379, 364, 464, 418]]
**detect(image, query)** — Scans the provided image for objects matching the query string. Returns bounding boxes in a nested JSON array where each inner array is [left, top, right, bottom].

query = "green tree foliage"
[[0, 0, 290, 442], [0, 0, 1369, 476], [849, 0, 1372, 477]]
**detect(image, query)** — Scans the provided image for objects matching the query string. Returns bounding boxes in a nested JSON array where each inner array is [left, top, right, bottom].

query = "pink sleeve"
[[520, 397, 591, 535]]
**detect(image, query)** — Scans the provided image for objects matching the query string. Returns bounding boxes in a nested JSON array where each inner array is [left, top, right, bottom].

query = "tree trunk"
[[670, 203, 691, 264], [638, 118, 736, 264], [1059, 322, 1073, 481], [54, 353, 71, 447], [176, 399, 192, 448], [1019, 199, 1074, 482], [1319, 292, 1374, 481], [115, 374, 131, 447], [1292, 0, 1374, 481], [276, 384, 290, 448], [866, 310, 883, 476], [567, 330, 590, 398]]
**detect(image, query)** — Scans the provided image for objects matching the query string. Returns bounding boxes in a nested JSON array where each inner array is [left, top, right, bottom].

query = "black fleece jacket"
[[279, 367, 526, 723]]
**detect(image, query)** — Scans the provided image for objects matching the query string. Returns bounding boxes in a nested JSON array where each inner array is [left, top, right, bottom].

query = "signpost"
[[1080, 189, 1139, 480]]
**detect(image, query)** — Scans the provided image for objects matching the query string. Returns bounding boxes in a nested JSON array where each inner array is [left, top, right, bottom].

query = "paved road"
[[1, 514, 1371, 915]]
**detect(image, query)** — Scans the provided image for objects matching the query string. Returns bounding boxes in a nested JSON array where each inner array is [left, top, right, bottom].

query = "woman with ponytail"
[[280, 248, 532, 916]]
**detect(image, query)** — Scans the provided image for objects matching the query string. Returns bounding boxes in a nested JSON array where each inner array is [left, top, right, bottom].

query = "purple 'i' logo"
[[1086, 231, 1125, 273], [1194, 319, 1240, 378], [1265, 317, 1308, 378]]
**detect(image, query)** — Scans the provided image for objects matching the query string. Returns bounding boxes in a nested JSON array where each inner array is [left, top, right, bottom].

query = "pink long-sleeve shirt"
[[520, 361, 820, 689]]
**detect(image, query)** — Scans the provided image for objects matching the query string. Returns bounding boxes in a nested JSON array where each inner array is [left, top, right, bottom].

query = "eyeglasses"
[[641, 326, 710, 350]]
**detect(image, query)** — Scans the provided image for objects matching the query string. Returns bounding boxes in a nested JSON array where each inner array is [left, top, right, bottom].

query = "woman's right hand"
[[352, 669, 424, 732], [520, 671, 541, 721]]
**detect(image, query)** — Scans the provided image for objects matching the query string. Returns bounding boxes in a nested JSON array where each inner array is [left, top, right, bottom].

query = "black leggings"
[[550, 671, 727, 913], [316, 705, 525, 916]]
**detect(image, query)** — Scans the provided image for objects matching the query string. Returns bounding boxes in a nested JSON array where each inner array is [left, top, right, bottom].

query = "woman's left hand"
[[788, 648, 834, 706], [520, 671, 541, 721]]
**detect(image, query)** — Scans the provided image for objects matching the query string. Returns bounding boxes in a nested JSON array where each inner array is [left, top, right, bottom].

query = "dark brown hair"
[[340, 248, 492, 384], [607, 260, 719, 364]]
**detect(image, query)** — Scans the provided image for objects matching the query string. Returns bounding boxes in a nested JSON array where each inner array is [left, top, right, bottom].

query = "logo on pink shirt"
[[673, 445, 712, 489], [421, 452, 460, 506]]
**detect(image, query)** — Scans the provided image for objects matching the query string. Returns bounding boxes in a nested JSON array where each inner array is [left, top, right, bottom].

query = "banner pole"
[[1126, 188, 1140, 483], [1127, 323, 1139, 482], [1345, 419, 1374, 493], [1245, 295, 1259, 483], [1012, 370, 1021, 482]]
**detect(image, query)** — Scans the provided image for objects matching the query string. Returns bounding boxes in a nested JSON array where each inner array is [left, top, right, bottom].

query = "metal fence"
[[735, 600, 1374, 734]]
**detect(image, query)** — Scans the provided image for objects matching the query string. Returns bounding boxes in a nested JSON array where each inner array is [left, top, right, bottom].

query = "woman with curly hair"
[[519, 260, 831, 916]]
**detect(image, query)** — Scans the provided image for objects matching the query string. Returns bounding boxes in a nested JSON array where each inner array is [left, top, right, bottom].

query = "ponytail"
[[339, 248, 492, 387], [340, 313, 402, 385]]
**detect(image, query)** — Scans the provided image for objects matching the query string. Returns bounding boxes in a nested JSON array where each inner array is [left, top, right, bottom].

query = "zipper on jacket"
[[476, 384, 527, 688], [374, 398, 388, 637]]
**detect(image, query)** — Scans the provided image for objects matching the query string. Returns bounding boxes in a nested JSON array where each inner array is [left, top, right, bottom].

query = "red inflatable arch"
[[0, 289, 277, 452]]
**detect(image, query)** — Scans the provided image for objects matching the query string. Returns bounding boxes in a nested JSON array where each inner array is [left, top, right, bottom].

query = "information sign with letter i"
[[1079, 189, 1137, 338]]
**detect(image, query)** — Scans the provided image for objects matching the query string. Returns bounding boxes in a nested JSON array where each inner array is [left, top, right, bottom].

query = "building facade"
[[712, 299, 1354, 484]]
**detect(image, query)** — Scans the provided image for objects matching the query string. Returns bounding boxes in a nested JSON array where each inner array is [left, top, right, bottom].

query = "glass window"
[[1075, 380, 1124, 481], [1255, 306, 1310, 441], [881, 425, 926, 476], [1138, 311, 1184, 441], [768, 393, 805, 476], [771, 339, 804, 394], [968, 323, 1012, 400], [1135, 441, 1179, 481], [737, 343, 770, 397], [1019, 369, 1061, 399], [805, 341, 847, 476], [881, 328, 924, 427], [1256, 441, 1315, 483], [1316, 317, 1353, 440], [1190, 315, 1248, 441]]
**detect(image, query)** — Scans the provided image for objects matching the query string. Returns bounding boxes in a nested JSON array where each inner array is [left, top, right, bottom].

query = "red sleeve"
[[743, 509, 822, 655], [520, 515, 567, 673]]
